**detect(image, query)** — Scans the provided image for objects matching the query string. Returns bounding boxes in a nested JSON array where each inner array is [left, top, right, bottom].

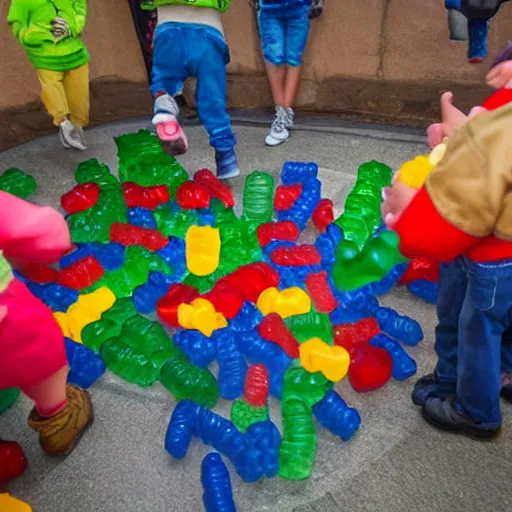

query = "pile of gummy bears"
[[0, 130, 439, 511]]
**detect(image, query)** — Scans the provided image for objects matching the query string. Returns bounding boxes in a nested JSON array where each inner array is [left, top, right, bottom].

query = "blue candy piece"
[[315, 223, 343, 271], [214, 328, 247, 400], [60, 242, 125, 272], [133, 271, 176, 314], [229, 302, 263, 333], [65, 337, 106, 388], [312, 390, 361, 441], [277, 178, 321, 230], [408, 279, 439, 304], [158, 237, 187, 278], [375, 307, 424, 346], [281, 161, 318, 185], [165, 399, 201, 459], [366, 263, 407, 296], [128, 207, 157, 229], [174, 329, 217, 369], [28, 282, 78, 312], [275, 265, 313, 289], [201, 453, 237, 512], [198, 209, 216, 227], [370, 333, 417, 380], [331, 289, 379, 324]]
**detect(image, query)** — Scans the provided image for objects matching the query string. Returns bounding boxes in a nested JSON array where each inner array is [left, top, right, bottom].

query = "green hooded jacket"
[[7, 0, 89, 71], [140, 0, 232, 13]]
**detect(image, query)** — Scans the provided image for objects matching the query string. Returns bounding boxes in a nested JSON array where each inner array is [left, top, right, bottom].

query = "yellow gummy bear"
[[299, 338, 350, 382], [256, 286, 311, 319], [54, 287, 116, 343], [177, 298, 227, 337], [0, 493, 32, 512], [186, 225, 221, 277]]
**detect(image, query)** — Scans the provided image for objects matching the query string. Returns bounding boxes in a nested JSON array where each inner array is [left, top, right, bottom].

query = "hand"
[[381, 180, 418, 228], [486, 60, 512, 90], [51, 17, 69, 39]]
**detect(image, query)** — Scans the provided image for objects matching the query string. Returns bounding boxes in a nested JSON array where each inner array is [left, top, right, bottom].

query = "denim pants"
[[150, 22, 236, 152], [435, 257, 512, 427]]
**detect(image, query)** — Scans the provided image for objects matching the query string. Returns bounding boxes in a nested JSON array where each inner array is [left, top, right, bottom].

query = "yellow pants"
[[36, 63, 90, 128]]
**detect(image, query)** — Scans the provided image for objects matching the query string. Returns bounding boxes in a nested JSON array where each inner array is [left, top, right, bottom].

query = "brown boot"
[[28, 385, 93, 457]]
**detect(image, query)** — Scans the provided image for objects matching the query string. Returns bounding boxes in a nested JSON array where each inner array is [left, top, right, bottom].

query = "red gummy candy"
[[122, 182, 170, 210], [305, 271, 337, 313], [57, 256, 104, 290], [399, 257, 440, 285], [348, 343, 392, 392], [157, 283, 200, 327], [61, 182, 100, 214], [176, 181, 211, 210], [256, 221, 300, 247], [203, 280, 245, 319], [244, 364, 269, 407], [273, 183, 303, 211], [270, 244, 321, 266], [194, 169, 235, 208], [312, 198, 334, 232], [0, 440, 27, 484], [222, 263, 280, 303], [257, 313, 300, 358], [334, 318, 381, 352], [18, 262, 59, 284], [110, 223, 168, 252]]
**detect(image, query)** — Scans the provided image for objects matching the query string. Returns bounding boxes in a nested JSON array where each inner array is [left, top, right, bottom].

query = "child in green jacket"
[[8, 0, 90, 150]]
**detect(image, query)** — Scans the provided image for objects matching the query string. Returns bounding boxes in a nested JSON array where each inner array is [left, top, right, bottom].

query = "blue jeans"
[[258, 6, 310, 66], [150, 22, 236, 152], [435, 258, 512, 427]]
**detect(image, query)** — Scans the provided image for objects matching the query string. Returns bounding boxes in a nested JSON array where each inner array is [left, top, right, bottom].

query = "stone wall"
[[1, 0, 511, 149]]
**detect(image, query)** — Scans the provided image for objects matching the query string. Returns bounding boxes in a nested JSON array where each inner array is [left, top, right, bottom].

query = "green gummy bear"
[[231, 400, 269, 433], [285, 309, 334, 345], [242, 171, 275, 223], [154, 204, 198, 238], [0, 168, 37, 199], [0, 388, 21, 414], [282, 362, 333, 407], [75, 159, 118, 187], [211, 199, 237, 226]]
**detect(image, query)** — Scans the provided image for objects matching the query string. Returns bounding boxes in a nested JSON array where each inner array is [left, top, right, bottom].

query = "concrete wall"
[[1, 0, 511, 149]]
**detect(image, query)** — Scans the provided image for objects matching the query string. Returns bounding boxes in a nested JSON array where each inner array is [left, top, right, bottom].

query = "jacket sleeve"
[[7, 2, 54, 46], [0, 191, 72, 265], [71, 0, 87, 35]]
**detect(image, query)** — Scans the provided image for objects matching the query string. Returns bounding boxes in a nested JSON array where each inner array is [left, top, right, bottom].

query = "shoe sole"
[[421, 407, 500, 440], [162, 137, 188, 156], [265, 137, 288, 147]]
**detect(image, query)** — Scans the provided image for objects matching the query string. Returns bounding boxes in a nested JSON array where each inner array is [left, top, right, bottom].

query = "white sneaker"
[[284, 107, 295, 129], [265, 107, 289, 146], [152, 93, 180, 125], [59, 120, 86, 151]]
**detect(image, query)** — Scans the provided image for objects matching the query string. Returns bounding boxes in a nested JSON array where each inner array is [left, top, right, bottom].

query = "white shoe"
[[284, 107, 295, 129], [265, 107, 289, 146], [152, 93, 180, 125], [59, 120, 86, 151]]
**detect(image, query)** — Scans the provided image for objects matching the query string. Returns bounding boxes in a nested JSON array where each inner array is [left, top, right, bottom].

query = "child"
[[0, 191, 93, 457], [383, 103, 512, 438], [7, 0, 90, 151], [142, 0, 239, 179], [254, 0, 314, 146]]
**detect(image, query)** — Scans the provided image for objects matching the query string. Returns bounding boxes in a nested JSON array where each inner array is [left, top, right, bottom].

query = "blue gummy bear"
[[312, 390, 361, 441], [276, 265, 313, 289], [235, 330, 291, 398], [408, 279, 438, 304], [315, 223, 343, 272], [128, 207, 157, 229], [278, 178, 321, 230], [27, 282, 78, 312], [229, 302, 263, 332], [65, 337, 106, 388], [60, 243, 125, 272], [366, 263, 407, 296], [133, 271, 177, 314], [281, 161, 318, 185], [174, 329, 217, 369], [331, 289, 379, 324], [370, 333, 417, 381], [198, 209, 216, 227], [165, 400, 201, 459], [214, 328, 247, 400], [375, 307, 424, 346], [201, 453, 237, 512], [158, 237, 186, 278]]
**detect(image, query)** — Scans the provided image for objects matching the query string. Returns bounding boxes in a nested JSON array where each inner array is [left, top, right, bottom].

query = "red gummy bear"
[[334, 318, 381, 352], [57, 256, 104, 290], [257, 313, 300, 358], [244, 364, 269, 407], [122, 182, 170, 210], [194, 169, 235, 208], [256, 221, 300, 247], [399, 257, 440, 285], [110, 223, 168, 252], [222, 262, 280, 303], [176, 181, 211, 210], [312, 198, 334, 232], [17, 262, 59, 284], [61, 182, 100, 214], [270, 244, 321, 266], [202, 279, 245, 319], [273, 184, 303, 211], [305, 271, 337, 313], [157, 283, 200, 327], [0, 440, 27, 484], [348, 343, 393, 392]]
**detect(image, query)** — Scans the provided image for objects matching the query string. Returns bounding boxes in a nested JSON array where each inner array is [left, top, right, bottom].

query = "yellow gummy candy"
[[186, 225, 221, 277], [53, 312, 71, 338], [256, 286, 311, 318], [177, 298, 226, 337], [299, 338, 350, 382], [0, 493, 33, 512]]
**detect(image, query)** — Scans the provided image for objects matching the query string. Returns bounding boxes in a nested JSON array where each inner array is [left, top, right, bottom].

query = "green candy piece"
[[231, 400, 269, 432], [211, 199, 237, 226], [242, 171, 275, 223], [0, 388, 21, 414], [285, 309, 334, 345], [0, 168, 37, 199], [75, 159, 118, 187], [282, 363, 333, 407], [154, 204, 198, 238]]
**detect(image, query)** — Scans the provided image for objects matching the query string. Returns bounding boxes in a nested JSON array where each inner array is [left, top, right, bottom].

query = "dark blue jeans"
[[435, 258, 512, 427], [150, 22, 236, 152]]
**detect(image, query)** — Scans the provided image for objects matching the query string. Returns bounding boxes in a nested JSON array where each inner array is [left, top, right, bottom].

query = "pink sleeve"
[[0, 191, 71, 264]]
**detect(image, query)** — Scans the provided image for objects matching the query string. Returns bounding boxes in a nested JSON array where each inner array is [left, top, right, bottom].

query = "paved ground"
[[1, 117, 512, 512]]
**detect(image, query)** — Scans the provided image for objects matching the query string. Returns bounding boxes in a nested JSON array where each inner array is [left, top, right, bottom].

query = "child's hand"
[[486, 60, 512, 90], [381, 180, 418, 228], [52, 17, 70, 40], [427, 123, 445, 149]]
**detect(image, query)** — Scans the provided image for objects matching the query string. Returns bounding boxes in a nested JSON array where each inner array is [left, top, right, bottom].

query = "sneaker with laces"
[[152, 94, 188, 155], [59, 120, 86, 151], [265, 107, 289, 146], [215, 148, 240, 179], [284, 107, 295, 129]]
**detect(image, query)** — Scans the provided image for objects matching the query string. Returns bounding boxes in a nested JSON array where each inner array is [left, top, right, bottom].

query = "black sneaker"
[[411, 372, 455, 406]]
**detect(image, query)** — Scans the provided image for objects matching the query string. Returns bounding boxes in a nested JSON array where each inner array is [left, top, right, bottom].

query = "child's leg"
[[62, 63, 90, 128], [36, 69, 68, 126]]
